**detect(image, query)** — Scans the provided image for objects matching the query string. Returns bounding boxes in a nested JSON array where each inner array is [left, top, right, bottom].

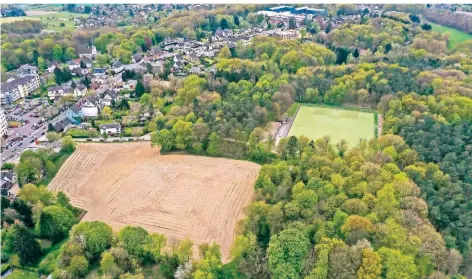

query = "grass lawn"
[[0, 11, 87, 32], [429, 22, 472, 49], [286, 103, 300, 117], [6, 269, 38, 279], [36, 238, 68, 275], [288, 105, 375, 147]]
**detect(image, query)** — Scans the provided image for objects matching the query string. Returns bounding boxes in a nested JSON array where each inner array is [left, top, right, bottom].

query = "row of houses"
[[47, 83, 88, 100], [51, 115, 121, 136]]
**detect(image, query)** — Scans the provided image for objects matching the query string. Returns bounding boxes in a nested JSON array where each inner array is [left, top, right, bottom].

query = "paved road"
[[73, 133, 151, 142]]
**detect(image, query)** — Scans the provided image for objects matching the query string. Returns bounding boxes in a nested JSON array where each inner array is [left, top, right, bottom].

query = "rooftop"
[[1, 75, 38, 92]]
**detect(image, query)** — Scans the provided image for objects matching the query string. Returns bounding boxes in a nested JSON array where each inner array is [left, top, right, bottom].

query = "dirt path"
[[378, 114, 384, 136]]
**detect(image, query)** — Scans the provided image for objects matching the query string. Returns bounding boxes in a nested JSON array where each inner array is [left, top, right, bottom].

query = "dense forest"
[[2, 4, 472, 279]]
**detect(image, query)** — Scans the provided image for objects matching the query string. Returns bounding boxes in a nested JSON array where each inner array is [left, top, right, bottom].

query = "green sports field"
[[288, 105, 376, 147], [429, 22, 472, 49]]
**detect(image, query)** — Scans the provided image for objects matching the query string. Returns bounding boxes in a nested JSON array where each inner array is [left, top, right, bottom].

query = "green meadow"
[[429, 22, 472, 49]]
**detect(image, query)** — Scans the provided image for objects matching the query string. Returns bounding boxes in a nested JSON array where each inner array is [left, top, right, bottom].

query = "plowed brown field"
[[49, 142, 260, 260]]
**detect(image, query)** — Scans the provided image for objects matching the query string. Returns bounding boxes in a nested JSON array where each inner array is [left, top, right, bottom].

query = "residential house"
[[151, 61, 164, 74], [74, 84, 87, 97], [99, 123, 121, 135], [173, 61, 184, 70], [272, 30, 300, 40], [142, 55, 153, 63], [53, 117, 72, 133], [67, 60, 81, 71], [135, 62, 149, 75], [66, 104, 84, 124], [186, 53, 199, 63], [47, 85, 65, 100], [47, 83, 86, 100], [81, 58, 93, 68], [189, 66, 202, 75], [17, 64, 38, 75], [132, 53, 143, 63], [212, 29, 234, 41], [81, 96, 101, 118], [92, 75, 108, 85], [227, 42, 237, 49], [112, 61, 124, 73], [71, 67, 84, 77], [77, 45, 97, 59], [174, 54, 184, 63], [0, 75, 41, 105], [79, 67, 90, 76], [123, 79, 137, 90], [101, 89, 119, 106], [47, 61, 59, 73]]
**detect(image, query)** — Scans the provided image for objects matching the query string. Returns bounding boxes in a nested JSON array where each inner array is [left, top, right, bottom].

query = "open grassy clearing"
[[48, 142, 260, 261], [25, 10, 59, 16], [288, 105, 375, 147], [5, 269, 38, 279], [429, 22, 472, 49], [0, 11, 86, 32]]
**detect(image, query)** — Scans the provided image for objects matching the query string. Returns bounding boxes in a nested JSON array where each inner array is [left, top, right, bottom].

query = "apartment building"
[[0, 74, 41, 105], [0, 110, 7, 137]]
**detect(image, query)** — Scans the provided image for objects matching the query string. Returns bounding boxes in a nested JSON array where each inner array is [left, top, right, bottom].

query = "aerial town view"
[[0, 2, 471, 279]]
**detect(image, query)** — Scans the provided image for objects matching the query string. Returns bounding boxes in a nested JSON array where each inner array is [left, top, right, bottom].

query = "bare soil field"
[[48, 142, 260, 260]]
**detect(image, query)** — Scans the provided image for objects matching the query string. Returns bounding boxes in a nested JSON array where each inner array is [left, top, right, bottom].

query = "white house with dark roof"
[[99, 123, 121, 135], [67, 60, 81, 71], [101, 89, 119, 106], [47, 61, 59, 73], [81, 58, 93, 68], [81, 95, 101, 118], [77, 45, 97, 59], [111, 61, 124, 73], [74, 84, 87, 97]]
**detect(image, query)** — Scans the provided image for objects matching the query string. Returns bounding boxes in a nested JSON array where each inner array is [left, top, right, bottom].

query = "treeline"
[[382, 93, 472, 255], [0, 6, 26, 17], [1, 20, 45, 34], [2, 31, 79, 71], [1, 184, 79, 268], [423, 9, 472, 34], [232, 134, 465, 279], [15, 137, 75, 186]]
